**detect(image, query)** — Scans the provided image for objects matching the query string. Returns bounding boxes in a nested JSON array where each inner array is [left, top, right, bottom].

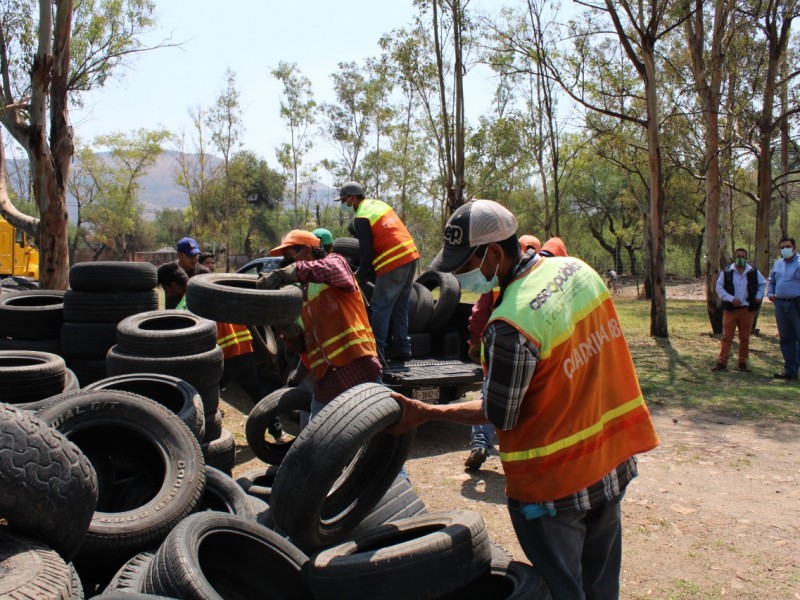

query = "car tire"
[[352, 474, 427, 535], [103, 551, 155, 595], [415, 270, 461, 331], [199, 466, 255, 519], [236, 465, 281, 503], [270, 382, 415, 551], [69, 261, 158, 293], [63, 290, 159, 324], [84, 373, 205, 442], [0, 403, 97, 562], [408, 282, 434, 334], [116, 311, 218, 357], [0, 350, 67, 403], [307, 510, 492, 600], [185, 273, 303, 326], [0, 289, 65, 340], [0, 530, 73, 598], [106, 344, 224, 391], [435, 546, 551, 599], [201, 428, 236, 475], [245, 386, 311, 465], [34, 390, 205, 565], [141, 512, 312, 599]]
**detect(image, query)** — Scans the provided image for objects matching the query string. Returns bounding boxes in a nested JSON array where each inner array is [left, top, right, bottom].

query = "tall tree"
[[551, 0, 689, 337], [272, 61, 316, 228], [683, 0, 736, 334], [206, 69, 243, 272], [81, 128, 169, 259], [0, 0, 163, 288], [742, 0, 800, 277], [175, 104, 219, 240]]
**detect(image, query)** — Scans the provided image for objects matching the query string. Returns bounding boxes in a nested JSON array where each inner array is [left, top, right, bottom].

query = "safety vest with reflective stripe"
[[487, 256, 659, 502], [217, 322, 253, 359], [356, 199, 420, 275], [301, 280, 376, 381]]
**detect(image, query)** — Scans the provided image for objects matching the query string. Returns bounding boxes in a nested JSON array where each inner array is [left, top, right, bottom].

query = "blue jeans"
[[470, 423, 495, 451], [370, 260, 417, 355], [775, 298, 800, 376], [508, 492, 625, 599]]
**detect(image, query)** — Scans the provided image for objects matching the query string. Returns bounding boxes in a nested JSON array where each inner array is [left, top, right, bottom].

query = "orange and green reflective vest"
[[487, 256, 659, 502], [217, 322, 253, 359], [301, 280, 376, 381], [355, 199, 420, 275]]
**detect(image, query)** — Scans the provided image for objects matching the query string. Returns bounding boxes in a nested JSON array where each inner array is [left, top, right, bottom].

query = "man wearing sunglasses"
[[767, 237, 800, 380]]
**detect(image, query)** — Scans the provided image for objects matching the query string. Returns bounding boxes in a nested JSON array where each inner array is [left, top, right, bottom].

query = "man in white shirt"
[[712, 248, 766, 372]]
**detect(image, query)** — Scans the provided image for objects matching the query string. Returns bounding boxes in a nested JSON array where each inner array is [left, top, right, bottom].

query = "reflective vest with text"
[[487, 256, 659, 502]]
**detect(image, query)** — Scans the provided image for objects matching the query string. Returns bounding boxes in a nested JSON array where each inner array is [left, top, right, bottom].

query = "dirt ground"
[[221, 279, 799, 599]]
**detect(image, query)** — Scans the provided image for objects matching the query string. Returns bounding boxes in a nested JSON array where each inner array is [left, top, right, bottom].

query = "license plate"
[[412, 387, 439, 402]]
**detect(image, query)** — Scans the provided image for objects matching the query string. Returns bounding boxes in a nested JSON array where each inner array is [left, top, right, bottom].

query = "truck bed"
[[382, 357, 483, 404]]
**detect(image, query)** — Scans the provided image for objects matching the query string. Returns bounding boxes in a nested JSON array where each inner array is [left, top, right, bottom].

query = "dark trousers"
[[508, 492, 625, 599]]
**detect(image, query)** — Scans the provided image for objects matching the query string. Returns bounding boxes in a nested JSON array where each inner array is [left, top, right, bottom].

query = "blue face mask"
[[456, 251, 498, 295], [341, 202, 355, 217], [780, 247, 794, 259]]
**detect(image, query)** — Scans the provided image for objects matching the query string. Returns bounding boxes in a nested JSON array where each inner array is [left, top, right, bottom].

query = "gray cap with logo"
[[429, 200, 518, 273]]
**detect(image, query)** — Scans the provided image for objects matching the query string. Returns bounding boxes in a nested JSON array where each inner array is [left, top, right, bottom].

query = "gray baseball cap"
[[430, 200, 518, 272]]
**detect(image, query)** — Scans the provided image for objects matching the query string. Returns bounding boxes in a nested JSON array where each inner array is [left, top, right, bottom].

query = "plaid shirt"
[[483, 253, 637, 509], [292, 252, 382, 404]]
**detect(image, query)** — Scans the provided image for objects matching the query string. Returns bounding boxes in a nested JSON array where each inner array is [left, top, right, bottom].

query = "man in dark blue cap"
[[176, 237, 210, 278]]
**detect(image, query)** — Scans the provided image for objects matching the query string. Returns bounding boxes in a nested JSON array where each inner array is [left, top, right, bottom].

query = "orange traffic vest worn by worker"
[[217, 322, 253, 359], [487, 256, 659, 503], [355, 199, 420, 276], [301, 281, 376, 381]]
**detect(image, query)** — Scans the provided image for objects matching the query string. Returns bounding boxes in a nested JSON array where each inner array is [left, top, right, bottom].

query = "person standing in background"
[[711, 248, 765, 373], [768, 237, 800, 380], [338, 181, 419, 362]]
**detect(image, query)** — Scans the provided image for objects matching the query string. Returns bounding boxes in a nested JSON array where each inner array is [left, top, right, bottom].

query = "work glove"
[[257, 264, 298, 290]]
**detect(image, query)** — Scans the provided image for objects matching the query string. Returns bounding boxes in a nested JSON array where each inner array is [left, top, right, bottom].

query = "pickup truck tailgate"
[[382, 358, 483, 387]]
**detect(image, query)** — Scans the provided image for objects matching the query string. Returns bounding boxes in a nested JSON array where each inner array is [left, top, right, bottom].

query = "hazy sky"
[[71, 0, 497, 175]]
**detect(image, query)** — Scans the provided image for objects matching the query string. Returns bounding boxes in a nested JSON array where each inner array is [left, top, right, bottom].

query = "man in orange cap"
[[518, 234, 541, 253], [258, 230, 381, 419], [538, 237, 568, 257]]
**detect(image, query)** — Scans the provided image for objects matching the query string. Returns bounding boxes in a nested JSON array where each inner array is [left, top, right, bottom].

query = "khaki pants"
[[718, 308, 755, 366]]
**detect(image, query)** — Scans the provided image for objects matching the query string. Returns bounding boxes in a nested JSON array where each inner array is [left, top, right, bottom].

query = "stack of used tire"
[[61, 261, 159, 386], [104, 309, 233, 474], [0, 381, 548, 598], [413, 269, 464, 359], [0, 288, 65, 356]]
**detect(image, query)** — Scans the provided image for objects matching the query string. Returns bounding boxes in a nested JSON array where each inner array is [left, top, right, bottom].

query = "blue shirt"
[[768, 253, 800, 299], [715, 264, 766, 306]]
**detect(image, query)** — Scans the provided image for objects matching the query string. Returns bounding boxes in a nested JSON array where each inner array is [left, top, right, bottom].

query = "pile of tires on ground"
[[0, 267, 550, 598], [61, 262, 160, 386]]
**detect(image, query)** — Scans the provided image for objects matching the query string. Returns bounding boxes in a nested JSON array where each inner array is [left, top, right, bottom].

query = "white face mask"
[[456, 251, 498, 295], [780, 247, 794, 259]]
